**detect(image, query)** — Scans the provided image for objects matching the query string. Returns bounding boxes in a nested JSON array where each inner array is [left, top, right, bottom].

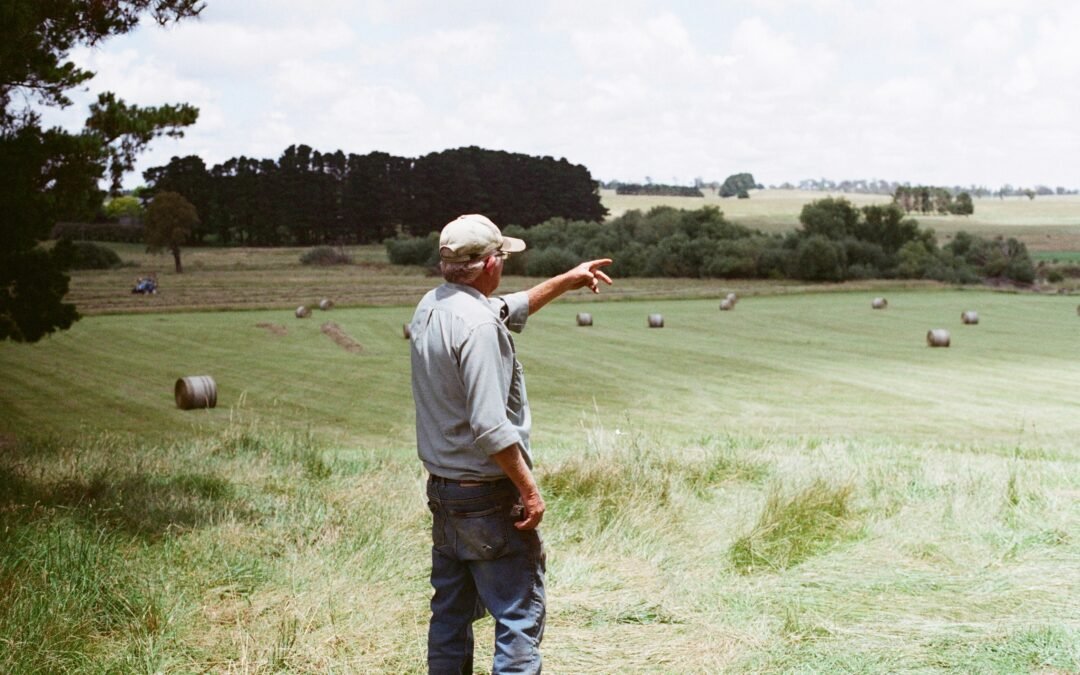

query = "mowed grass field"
[[2, 284, 1079, 671], [4, 290, 1078, 450]]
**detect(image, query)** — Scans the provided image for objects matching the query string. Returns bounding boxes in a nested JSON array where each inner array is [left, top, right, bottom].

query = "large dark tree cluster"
[[143, 145, 607, 245], [1, 0, 201, 342]]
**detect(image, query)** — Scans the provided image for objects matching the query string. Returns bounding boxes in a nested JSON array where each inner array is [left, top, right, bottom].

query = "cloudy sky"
[[45, 0, 1080, 190]]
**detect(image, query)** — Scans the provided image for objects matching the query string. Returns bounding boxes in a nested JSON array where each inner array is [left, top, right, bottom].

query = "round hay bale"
[[725, 292, 738, 304], [872, 297, 888, 309], [648, 314, 664, 328], [319, 298, 334, 311], [403, 323, 411, 339], [175, 375, 217, 410], [295, 305, 311, 319], [576, 312, 593, 326], [961, 310, 979, 325], [926, 328, 951, 347], [719, 298, 735, 311]]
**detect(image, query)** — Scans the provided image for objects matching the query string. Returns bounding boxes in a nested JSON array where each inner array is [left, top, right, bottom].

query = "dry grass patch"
[[255, 322, 287, 336], [320, 321, 364, 354]]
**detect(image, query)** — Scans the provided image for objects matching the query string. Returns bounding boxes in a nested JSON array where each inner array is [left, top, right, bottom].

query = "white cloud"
[[70, 47, 217, 111], [118, 19, 356, 83], [38, 0, 1080, 189]]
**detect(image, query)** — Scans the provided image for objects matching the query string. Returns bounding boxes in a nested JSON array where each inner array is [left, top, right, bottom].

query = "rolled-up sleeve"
[[458, 321, 522, 455], [491, 291, 530, 334]]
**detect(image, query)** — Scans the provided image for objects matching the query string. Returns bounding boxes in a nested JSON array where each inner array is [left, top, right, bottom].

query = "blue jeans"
[[426, 476, 546, 674]]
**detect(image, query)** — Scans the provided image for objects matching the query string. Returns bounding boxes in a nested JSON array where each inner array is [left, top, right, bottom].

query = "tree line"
[[776, 177, 1077, 198], [893, 186, 974, 215], [613, 183, 705, 197], [143, 145, 607, 246], [387, 198, 1035, 285]]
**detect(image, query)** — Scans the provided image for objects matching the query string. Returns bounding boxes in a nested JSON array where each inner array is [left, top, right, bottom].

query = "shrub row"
[[66, 241, 125, 270], [384, 201, 1036, 285], [299, 246, 354, 266], [51, 221, 144, 243]]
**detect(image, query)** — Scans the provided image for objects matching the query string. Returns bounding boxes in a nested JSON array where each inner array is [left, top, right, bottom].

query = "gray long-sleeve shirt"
[[409, 283, 532, 480]]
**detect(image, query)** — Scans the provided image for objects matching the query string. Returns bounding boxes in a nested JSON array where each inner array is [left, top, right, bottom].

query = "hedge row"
[[51, 221, 144, 243], [384, 201, 1036, 285]]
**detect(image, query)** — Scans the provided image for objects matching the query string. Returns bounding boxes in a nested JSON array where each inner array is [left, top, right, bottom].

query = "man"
[[409, 214, 612, 674]]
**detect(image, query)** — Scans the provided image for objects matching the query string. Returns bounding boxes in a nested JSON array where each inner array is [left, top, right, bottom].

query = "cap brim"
[[501, 236, 527, 254]]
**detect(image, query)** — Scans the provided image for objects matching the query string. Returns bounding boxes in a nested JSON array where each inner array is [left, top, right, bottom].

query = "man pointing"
[[409, 214, 612, 674]]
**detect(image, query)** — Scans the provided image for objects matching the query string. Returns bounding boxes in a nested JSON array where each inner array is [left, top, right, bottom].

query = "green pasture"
[[600, 189, 1080, 252], [2, 290, 1079, 672], [1032, 249, 1080, 263], [3, 290, 1078, 451]]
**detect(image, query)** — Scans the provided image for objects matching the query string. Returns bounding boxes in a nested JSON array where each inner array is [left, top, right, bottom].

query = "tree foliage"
[[1, 0, 202, 341], [719, 173, 760, 198], [614, 183, 704, 197], [67, 241, 124, 270], [387, 200, 1034, 286], [103, 195, 144, 221], [143, 145, 607, 245], [144, 191, 198, 273], [893, 186, 975, 215]]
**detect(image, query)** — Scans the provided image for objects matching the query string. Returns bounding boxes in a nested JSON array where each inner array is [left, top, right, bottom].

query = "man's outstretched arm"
[[525, 258, 613, 315]]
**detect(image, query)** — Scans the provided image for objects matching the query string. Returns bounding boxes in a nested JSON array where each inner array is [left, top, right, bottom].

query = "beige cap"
[[439, 214, 526, 263]]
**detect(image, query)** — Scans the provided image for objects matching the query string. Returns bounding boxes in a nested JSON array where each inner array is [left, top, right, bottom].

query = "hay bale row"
[[296, 298, 335, 318], [175, 375, 217, 410]]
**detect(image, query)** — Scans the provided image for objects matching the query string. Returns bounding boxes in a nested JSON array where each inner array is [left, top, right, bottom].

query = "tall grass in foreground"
[[1, 422, 1077, 673]]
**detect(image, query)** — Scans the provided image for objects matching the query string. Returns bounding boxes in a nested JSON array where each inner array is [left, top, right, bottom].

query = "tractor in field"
[[131, 275, 158, 294]]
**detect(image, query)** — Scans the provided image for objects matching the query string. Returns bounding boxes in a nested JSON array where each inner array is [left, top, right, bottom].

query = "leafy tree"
[[719, 172, 758, 198], [103, 195, 144, 221], [144, 191, 198, 273], [143, 155, 212, 239], [793, 235, 844, 281], [799, 197, 860, 240], [952, 191, 974, 215], [857, 204, 922, 254], [1, 0, 202, 342]]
